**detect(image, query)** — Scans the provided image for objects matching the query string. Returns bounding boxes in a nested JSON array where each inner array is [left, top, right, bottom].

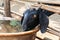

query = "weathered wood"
[[47, 28, 60, 37], [4, 0, 11, 17], [10, 0, 60, 14], [11, 0, 28, 4], [38, 0, 60, 5], [4, 0, 11, 24], [20, 0, 60, 5], [36, 36, 43, 40], [32, 4, 60, 14]]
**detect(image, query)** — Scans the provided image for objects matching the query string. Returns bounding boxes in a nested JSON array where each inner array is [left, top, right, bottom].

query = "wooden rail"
[[11, 0, 60, 14], [32, 4, 60, 14], [0, 0, 60, 15], [11, 0, 29, 4], [21, 0, 60, 5], [47, 28, 60, 37]]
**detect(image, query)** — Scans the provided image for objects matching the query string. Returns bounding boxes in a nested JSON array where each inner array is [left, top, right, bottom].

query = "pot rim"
[[0, 26, 39, 36]]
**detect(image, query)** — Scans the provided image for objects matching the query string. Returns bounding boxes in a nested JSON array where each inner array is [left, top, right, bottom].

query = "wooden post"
[[3, 0, 12, 32], [4, 0, 11, 24], [4, 0, 11, 17]]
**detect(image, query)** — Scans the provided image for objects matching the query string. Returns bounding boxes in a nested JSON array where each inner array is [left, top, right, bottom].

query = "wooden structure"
[[0, 0, 60, 15], [0, 0, 60, 40], [11, 0, 60, 15]]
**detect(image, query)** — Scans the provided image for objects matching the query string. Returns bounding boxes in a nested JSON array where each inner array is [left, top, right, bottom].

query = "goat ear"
[[39, 11, 49, 33]]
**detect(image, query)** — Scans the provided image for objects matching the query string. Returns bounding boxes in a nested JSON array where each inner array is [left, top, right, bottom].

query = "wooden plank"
[[11, 0, 28, 4], [11, 0, 60, 14], [4, 0, 11, 17], [38, 0, 60, 5], [20, 0, 60, 5], [47, 28, 60, 37], [36, 30, 60, 40], [32, 4, 60, 14]]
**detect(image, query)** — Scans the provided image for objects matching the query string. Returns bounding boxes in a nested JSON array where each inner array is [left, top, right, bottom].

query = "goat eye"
[[33, 15, 36, 18]]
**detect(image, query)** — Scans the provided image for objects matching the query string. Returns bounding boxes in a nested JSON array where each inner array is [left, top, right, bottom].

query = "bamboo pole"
[[4, 0, 11, 17]]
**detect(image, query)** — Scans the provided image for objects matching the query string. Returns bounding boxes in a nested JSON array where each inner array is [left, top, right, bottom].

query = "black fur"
[[38, 8, 54, 16], [21, 8, 53, 33], [37, 8, 49, 33], [21, 8, 39, 31]]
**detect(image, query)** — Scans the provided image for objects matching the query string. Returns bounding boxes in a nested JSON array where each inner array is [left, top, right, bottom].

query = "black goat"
[[21, 8, 53, 33]]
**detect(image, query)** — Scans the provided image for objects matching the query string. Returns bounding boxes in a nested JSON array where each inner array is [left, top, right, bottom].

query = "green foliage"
[[10, 20, 24, 32], [10, 20, 18, 27]]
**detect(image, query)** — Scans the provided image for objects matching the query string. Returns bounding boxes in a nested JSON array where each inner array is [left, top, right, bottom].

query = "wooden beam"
[[38, 0, 60, 5], [47, 28, 60, 37], [10, 0, 60, 14], [32, 4, 60, 14], [4, 0, 11, 17], [21, 0, 60, 5], [11, 0, 28, 4]]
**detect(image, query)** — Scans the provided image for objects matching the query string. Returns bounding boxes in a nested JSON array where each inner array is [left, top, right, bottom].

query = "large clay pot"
[[0, 26, 39, 40]]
